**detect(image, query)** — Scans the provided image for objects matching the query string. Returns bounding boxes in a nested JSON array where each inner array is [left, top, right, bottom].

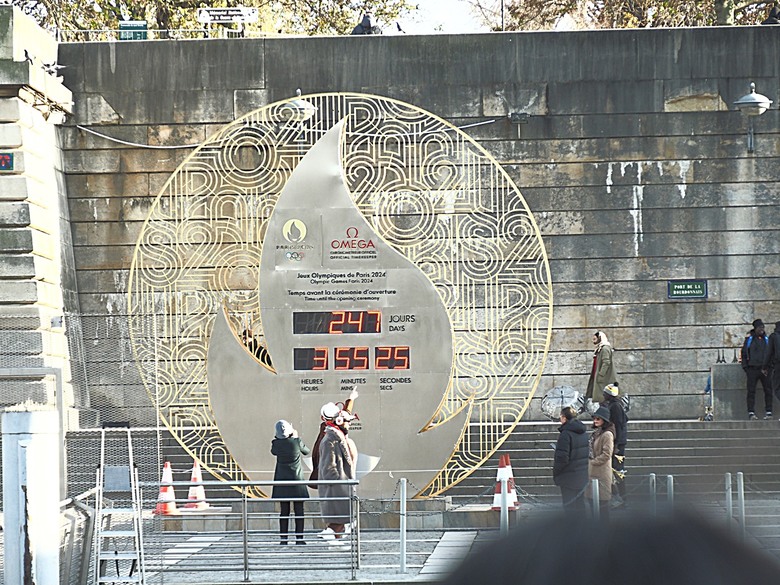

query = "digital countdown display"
[[293, 346, 410, 371]]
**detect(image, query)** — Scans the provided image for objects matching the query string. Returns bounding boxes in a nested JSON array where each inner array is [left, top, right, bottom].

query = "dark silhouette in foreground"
[[441, 511, 779, 585]]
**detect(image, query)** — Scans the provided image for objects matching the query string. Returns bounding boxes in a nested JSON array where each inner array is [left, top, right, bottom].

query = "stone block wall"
[[48, 23, 780, 423], [0, 8, 85, 425]]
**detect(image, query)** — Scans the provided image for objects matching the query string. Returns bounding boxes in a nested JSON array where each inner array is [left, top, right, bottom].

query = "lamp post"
[[733, 82, 772, 154]]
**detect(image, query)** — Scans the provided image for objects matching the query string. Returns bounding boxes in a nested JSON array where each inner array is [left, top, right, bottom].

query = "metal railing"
[[60, 488, 98, 585], [56, 27, 301, 42], [143, 478, 361, 581], [53, 470, 780, 584], [57, 474, 494, 585]]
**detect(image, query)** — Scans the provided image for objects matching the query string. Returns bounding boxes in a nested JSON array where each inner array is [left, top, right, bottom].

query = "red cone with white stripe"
[[153, 461, 180, 515], [184, 459, 209, 510], [491, 454, 518, 510]]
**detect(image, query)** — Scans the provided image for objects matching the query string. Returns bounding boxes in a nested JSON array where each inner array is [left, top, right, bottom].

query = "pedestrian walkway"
[[416, 531, 478, 581]]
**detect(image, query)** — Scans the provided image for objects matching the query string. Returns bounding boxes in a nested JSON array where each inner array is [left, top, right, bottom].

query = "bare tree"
[[467, 0, 776, 30]]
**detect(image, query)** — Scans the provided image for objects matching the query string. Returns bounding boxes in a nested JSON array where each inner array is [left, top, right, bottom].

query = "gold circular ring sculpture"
[[127, 93, 553, 498]]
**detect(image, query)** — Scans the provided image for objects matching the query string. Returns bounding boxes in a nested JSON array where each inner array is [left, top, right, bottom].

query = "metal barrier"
[[60, 489, 97, 585], [56, 475, 493, 584], [136, 478, 360, 581], [53, 468, 780, 583]]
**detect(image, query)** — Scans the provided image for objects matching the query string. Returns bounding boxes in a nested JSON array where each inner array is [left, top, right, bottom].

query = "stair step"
[[99, 530, 137, 538], [99, 551, 139, 560], [101, 508, 136, 515], [450, 420, 780, 500]]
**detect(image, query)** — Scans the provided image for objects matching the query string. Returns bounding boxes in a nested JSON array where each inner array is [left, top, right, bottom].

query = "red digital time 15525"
[[293, 346, 410, 371]]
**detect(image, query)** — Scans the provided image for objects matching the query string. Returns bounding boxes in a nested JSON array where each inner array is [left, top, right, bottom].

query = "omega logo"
[[331, 226, 375, 250]]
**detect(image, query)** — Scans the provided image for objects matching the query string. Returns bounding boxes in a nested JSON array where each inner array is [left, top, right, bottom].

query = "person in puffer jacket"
[[553, 406, 589, 514]]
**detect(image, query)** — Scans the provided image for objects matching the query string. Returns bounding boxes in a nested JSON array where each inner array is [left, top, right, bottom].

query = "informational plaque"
[[119, 21, 147, 40], [667, 279, 708, 299]]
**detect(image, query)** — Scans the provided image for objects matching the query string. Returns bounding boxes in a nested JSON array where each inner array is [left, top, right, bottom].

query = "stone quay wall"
[[4, 5, 779, 424]]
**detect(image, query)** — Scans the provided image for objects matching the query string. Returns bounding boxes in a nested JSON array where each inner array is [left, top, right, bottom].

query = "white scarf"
[[593, 330, 611, 355]]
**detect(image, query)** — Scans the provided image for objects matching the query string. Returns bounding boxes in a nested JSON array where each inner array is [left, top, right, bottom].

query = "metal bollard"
[[737, 472, 746, 543], [666, 475, 674, 506], [400, 478, 407, 574], [649, 473, 657, 516], [725, 472, 733, 530], [242, 489, 249, 581], [591, 478, 600, 521], [500, 477, 509, 534]]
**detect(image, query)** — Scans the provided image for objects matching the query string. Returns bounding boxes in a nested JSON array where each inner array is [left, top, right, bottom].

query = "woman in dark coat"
[[553, 406, 589, 513], [271, 419, 310, 545]]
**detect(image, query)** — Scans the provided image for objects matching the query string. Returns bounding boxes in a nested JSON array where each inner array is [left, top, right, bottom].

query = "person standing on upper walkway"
[[742, 318, 771, 420], [586, 330, 618, 404]]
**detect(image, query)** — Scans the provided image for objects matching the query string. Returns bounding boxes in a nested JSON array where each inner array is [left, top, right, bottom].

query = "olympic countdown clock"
[[127, 94, 553, 498]]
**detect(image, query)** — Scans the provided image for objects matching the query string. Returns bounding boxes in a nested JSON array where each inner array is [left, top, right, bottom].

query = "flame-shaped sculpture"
[[207, 121, 467, 496]]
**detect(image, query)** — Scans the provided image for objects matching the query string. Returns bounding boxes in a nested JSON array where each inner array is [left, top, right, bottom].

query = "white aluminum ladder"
[[93, 424, 145, 585]]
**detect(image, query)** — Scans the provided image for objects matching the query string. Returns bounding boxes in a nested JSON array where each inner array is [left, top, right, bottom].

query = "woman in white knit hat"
[[317, 398, 358, 545]]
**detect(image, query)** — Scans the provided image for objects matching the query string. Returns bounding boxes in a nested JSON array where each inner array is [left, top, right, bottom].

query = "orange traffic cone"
[[184, 459, 209, 510], [153, 461, 180, 515], [491, 454, 519, 510]]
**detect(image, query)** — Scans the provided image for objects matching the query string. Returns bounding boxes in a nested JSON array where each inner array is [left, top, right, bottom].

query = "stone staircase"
[[445, 419, 780, 561], [66, 420, 780, 508], [446, 420, 780, 507]]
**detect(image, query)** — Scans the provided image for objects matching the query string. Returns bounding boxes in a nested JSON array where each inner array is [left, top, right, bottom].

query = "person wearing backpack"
[[764, 321, 780, 410], [602, 384, 628, 508], [741, 319, 771, 420]]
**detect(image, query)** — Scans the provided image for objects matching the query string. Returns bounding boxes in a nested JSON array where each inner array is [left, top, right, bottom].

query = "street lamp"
[[733, 82, 772, 153]]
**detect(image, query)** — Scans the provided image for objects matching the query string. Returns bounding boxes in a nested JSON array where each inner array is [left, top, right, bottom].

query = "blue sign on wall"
[[0, 152, 13, 171]]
